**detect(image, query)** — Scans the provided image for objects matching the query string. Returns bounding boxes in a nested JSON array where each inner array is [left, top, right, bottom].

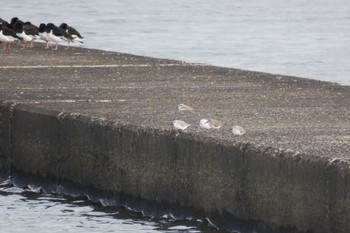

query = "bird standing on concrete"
[[178, 103, 194, 112], [232, 125, 246, 136], [38, 23, 50, 49], [0, 24, 20, 51], [208, 119, 224, 129], [23, 21, 40, 48], [199, 119, 224, 129], [173, 120, 191, 131], [59, 23, 83, 49], [23, 21, 39, 48], [199, 119, 211, 129], [46, 23, 72, 50], [13, 21, 38, 49]]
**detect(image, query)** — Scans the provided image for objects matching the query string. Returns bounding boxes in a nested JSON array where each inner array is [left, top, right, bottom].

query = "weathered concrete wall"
[[11, 104, 60, 178], [0, 102, 12, 170], [3, 102, 350, 232]]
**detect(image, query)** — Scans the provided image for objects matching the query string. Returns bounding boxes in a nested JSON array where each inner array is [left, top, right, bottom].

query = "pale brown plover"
[[178, 103, 194, 112], [208, 119, 224, 129], [232, 125, 246, 136], [173, 120, 191, 130], [199, 119, 210, 129]]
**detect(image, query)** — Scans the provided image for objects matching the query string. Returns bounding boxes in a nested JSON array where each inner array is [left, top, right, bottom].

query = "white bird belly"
[[17, 32, 33, 42]]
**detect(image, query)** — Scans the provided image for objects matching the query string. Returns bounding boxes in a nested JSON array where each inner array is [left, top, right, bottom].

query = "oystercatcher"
[[46, 23, 72, 50], [13, 21, 38, 49], [38, 23, 50, 49], [59, 23, 83, 49], [0, 24, 21, 51]]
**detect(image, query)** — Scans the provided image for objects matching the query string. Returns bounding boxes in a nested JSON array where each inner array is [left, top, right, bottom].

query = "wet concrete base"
[[2, 167, 301, 233]]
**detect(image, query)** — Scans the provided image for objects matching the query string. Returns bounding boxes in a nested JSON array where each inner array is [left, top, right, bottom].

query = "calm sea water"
[[1, 0, 350, 84], [0, 173, 225, 233]]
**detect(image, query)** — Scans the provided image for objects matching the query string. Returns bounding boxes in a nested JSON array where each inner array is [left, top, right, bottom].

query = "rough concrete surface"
[[0, 44, 350, 232]]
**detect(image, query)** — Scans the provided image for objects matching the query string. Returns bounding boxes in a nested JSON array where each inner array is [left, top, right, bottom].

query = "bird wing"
[[53, 26, 73, 40], [3, 26, 21, 39], [67, 26, 83, 38], [23, 24, 39, 36]]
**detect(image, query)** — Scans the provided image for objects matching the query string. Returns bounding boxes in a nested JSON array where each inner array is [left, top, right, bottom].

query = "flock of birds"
[[1, 18, 244, 137], [173, 104, 246, 136], [0, 17, 83, 51]]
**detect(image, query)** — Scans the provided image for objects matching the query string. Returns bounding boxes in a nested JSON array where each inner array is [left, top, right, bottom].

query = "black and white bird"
[[13, 21, 39, 49], [38, 23, 50, 49], [23, 21, 39, 47], [46, 23, 72, 50], [0, 24, 21, 51], [2, 18, 83, 51], [59, 23, 83, 49]]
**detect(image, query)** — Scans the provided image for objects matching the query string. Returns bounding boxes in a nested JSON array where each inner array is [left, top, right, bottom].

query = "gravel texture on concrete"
[[1, 44, 349, 160]]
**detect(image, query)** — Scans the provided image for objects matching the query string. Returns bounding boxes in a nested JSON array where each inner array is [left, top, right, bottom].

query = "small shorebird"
[[208, 119, 224, 129], [173, 120, 191, 131], [23, 22, 39, 48], [59, 23, 84, 49], [46, 23, 72, 50], [199, 119, 224, 129], [178, 103, 194, 112], [10, 17, 39, 49], [13, 21, 37, 49], [38, 23, 50, 49], [232, 125, 246, 136], [0, 24, 20, 51], [199, 119, 211, 129]]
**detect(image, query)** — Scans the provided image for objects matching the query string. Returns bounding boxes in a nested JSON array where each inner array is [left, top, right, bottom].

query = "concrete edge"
[[1, 102, 350, 233]]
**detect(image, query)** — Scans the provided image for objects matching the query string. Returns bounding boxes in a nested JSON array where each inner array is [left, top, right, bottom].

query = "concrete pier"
[[0, 45, 350, 232]]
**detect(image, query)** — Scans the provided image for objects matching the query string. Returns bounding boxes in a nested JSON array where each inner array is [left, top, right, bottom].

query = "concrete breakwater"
[[1, 46, 350, 232]]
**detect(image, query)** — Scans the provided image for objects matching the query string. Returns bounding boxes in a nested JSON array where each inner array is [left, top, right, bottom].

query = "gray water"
[[1, 0, 350, 85], [0, 173, 226, 233]]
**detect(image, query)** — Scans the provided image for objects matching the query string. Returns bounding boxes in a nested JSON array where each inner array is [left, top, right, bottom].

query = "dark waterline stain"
[[0, 170, 221, 233], [0, 169, 306, 233]]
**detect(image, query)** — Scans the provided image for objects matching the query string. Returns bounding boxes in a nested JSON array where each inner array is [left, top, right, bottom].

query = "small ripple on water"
[[0, 176, 220, 233]]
